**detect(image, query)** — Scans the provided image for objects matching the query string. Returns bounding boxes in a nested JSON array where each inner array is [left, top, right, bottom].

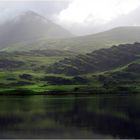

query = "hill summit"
[[0, 10, 72, 49]]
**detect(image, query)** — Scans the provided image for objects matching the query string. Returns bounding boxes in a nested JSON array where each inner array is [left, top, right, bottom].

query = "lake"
[[0, 94, 139, 138]]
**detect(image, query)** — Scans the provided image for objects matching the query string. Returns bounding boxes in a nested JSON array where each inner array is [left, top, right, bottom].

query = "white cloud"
[[0, 1, 70, 23], [57, 0, 140, 27], [0, 0, 140, 35]]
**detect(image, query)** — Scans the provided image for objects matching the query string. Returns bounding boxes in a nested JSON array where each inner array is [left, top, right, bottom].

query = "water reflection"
[[0, 95, 139, 138]]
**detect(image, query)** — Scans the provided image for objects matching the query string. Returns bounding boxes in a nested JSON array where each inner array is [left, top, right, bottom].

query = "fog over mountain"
[[1, 0, 140, 35], [0, 10, 72, 49]]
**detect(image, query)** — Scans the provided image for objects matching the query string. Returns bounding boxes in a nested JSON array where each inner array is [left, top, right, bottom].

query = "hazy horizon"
[[0, 0, 140, 35], [0, 1, 140, 139]]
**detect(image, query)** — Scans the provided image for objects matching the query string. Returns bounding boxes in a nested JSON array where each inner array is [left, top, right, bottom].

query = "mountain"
[[0, 11, 73, 49], [1, 14, 140, 52], [55, 26, 140, 53], [16, 26, 140, 53], [46, 43, 140, 75]]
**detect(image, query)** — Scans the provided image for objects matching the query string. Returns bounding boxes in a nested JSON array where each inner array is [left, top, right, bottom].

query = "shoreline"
[[0, 90, 139, 96]]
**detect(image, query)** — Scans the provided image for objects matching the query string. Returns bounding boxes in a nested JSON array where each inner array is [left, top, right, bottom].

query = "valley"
[[0, 11, 139, 95], [0, 1, 140, 139]]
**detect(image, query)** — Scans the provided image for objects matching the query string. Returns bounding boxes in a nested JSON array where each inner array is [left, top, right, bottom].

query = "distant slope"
[[0, 11, 73, 49], [95, 61, 140, 93], [106, 63, 140, 83], [46, 43, 140, 75], [0, 50, 76, 71], [16, 26, 140, 53]]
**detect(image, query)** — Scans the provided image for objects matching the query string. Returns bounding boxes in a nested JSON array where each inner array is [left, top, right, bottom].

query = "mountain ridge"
[[0, 10, 73, 49], [46, 42, 140, 75], [5, 25, 140, 52]]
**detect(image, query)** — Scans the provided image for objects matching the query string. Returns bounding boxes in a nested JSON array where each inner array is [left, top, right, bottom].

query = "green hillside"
[[46, 43, 140, 75], [0, 50, 79, 94], [0, 43, 140, 94]]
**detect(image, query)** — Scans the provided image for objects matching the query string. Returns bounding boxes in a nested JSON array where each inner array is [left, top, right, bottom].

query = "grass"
[[20, 84, 83, 92], [0, 69, 85, 94], [0, 50, 140, 95]]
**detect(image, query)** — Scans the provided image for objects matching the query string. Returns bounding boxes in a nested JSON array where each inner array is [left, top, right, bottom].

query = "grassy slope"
[[0, 51, 85, 94], [0, 69, 87, 95], [46, 43, 140, 75], [1, 43, 140, 94], [1, 60, 140, 95]]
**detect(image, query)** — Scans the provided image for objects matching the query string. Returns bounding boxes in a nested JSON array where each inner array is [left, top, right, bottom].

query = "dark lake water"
[[0, 94, 139, 138]]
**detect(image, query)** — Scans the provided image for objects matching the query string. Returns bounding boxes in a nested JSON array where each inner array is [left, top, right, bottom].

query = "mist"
[[0, 0, 140, 35], [0, 1, 140, 139]]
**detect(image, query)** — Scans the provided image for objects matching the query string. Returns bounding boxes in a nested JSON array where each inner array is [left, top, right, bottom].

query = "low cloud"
[[0, 0, 140, 35], [0, 1, 70, 23], [55, 0, 140, 35]]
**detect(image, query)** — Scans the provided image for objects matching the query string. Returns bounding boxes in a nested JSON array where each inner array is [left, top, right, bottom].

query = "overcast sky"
[[0, 0, 140, 35]]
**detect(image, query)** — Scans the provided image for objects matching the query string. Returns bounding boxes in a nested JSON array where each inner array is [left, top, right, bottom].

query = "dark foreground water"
[[0, 94, 139, 138]]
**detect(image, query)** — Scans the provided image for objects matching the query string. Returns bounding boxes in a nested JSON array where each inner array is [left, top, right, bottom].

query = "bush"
[[41, 76, 73, 85], [19, 74, 32, 80], [73, 76, 89, 84]]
